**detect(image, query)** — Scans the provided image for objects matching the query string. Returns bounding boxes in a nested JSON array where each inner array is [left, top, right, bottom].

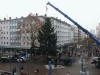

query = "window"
[[10, 26, 12, 29], [10, 42, 12, 45], [10, 32, 12, 35], [10, 21, 12, 24], [27, 43, 29, 46], [6, 26, 8, 29], [23, 42, 25, 44], [7, 42, 8, 44]]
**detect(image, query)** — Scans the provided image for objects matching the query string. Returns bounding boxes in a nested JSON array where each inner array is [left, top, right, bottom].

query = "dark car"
[[0, 56, 9, 63], [0, 55, 18, 63], [59, 55, 76, 65]]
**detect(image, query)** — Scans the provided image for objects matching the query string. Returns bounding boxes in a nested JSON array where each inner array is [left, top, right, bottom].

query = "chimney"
[[16, 17, 17, 19], [4, 18, 6, 20], [36, 13, 38, 16], [44, 14, 47, 17], [21, 16, 23, 18], [56, 17, 58, 19], [9, 17, 11, 20]]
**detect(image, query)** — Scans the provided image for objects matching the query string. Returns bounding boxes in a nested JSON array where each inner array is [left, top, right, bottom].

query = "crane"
[[47, 2, 100, 45]]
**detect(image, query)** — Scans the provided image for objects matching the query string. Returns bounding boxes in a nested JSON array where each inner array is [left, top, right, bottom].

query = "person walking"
[[12, 67, 16, 75], [20, 66, 24, 75], [34, 68, 39, 75], [54, 58, 57, 67], [67, 71, 71, 75]]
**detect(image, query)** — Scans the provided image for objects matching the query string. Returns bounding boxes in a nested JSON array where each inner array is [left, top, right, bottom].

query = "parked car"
[[59, 55, 76, 65], [12, 54, 27, 63], [17, 56, 27, 63], [91, 56, 100, 67], [0, 56, 9, 63]]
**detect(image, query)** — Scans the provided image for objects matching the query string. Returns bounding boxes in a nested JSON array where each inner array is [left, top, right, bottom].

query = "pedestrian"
[[12, 67, 17, 75], [54, 58, 57, 67], [34, 68, 39, 75], [14, 67, 16, 72], [1, 69, 4, 75], [51, 59, 54, 65], [67, 71, 70, 75], [20, 66, 24, 75], [20, 66, 24, 71]]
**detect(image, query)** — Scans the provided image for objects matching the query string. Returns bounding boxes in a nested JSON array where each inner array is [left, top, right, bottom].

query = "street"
[[53, 57, 100, 75], [0, 57, 100, 75]]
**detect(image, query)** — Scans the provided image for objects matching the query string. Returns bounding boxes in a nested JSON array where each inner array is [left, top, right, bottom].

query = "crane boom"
[[47, 2, 100, 45]]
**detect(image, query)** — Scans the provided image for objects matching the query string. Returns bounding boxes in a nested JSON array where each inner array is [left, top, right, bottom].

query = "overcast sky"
[[0, 0, 100, 31]]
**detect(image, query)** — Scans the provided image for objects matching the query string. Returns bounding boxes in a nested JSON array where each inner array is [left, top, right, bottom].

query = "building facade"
[[0, 15, 84, 51]]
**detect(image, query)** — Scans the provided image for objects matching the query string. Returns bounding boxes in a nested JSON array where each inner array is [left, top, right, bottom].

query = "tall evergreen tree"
[[38, 17, 57, 56]]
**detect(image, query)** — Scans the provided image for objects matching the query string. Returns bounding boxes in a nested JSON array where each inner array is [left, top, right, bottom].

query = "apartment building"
[[0, 14, 82, 51], [0, 17, 22, 49]]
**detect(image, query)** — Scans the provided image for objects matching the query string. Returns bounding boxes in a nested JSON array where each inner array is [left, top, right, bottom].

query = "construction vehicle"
[[47, 2, 100, 45], [47, 2, 100, 66]]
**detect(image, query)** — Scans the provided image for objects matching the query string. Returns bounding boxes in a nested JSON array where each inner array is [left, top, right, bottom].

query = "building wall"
[[70, 25, 83, 43], [0, 16, 74, 50], [0, 19, 10, 47], [10, 19, 21, 48]]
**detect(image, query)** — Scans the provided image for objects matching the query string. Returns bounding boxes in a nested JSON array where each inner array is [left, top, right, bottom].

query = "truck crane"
[[47, 2, 100, 45], [47, 2, 100, 67]]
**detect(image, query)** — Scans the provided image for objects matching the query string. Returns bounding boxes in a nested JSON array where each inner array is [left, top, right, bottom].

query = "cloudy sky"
[[0, 0, 100, 31]]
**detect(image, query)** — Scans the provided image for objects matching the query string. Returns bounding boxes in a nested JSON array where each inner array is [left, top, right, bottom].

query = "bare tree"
[[16, 13, 42, 56]]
